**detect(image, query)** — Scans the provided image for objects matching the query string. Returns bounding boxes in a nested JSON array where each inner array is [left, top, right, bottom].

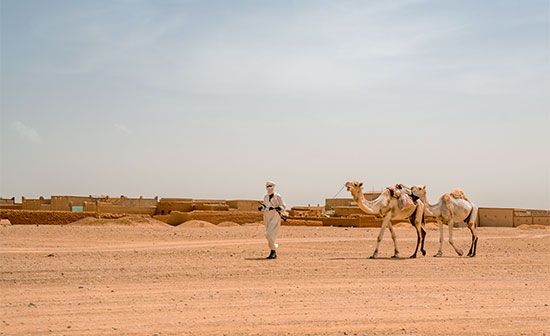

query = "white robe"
[[261, 193, 286, 250]]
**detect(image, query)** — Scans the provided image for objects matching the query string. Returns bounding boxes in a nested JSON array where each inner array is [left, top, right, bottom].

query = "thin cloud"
[[11, 121, 42, 144], [114, 123, 131, 135]]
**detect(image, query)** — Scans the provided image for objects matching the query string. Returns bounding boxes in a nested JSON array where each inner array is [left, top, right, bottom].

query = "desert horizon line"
[[1, 192, 548, 210]]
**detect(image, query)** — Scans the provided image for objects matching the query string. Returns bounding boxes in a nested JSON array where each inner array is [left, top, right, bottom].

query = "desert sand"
[[1, 222, 549, 335]]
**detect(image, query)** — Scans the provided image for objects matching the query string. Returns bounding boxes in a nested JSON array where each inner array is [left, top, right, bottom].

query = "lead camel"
[[345, 181, 426, 259]]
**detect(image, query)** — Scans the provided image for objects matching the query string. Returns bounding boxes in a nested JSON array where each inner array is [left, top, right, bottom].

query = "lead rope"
[[325, 184, 347, 213], [331, 184, 346, 199]]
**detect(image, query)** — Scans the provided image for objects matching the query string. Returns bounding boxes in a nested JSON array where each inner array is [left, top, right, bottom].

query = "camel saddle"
[[387, 184, 418, 210]]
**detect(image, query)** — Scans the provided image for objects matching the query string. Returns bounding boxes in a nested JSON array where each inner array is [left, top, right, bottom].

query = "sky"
[[1, 0, 549, 208]]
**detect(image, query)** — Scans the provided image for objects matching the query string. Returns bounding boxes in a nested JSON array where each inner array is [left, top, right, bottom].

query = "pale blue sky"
[[1, 0, 549, 208]]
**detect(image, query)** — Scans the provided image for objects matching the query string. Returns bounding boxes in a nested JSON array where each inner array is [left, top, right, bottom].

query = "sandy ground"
[[1, 223, 549, 336]]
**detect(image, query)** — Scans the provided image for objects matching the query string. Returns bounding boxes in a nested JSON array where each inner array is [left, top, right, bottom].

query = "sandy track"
[[1, 225, 549, 335], [2, 233, 549, 254]]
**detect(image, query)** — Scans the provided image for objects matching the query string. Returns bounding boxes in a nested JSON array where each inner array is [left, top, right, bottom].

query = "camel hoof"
[[457, 250, 463, 257], [434, 252, 443, 257], [421, 250, 426, 256], [369, 255, 376, 259], [409, 254, 417, 259], [391, 254, 400, 259]]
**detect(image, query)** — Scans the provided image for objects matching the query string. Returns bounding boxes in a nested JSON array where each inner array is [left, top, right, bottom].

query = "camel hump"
[[450, 188, 468, 200]]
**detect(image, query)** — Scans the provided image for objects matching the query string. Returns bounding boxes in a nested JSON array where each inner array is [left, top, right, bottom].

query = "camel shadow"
[[328, 257, 370, 260], [329, 256, 408, 261], [244, 257, 270, 261]]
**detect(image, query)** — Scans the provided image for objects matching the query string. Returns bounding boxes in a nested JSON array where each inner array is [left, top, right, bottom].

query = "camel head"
[[345, 181, 364, 199], [411, 185, 427, 198]]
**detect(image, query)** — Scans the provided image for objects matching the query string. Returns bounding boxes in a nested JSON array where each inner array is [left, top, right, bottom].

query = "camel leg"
[[410, 201, 425, 258], [448, 219, 463, 256], [420, 227, 427, 256], [467, 206, 479, 257], [370, 213, 391, 259], [434, 219, 444, 257], [387, 222, 400, 258], [466, 223, 478, 257], [410, 225, 421, 259], [417, 201, 427, 256]]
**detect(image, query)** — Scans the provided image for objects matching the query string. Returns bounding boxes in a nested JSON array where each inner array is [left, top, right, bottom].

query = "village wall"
[[96, 202, 156, 215], [0, 210, 96, 225], [322, 215, 382, 228], [156, 201, 194, 215], [157, 210, 262, 226], [113, 196, 158, 207], [0, 198, 22, 210], [478, 208, 515, 227], [0, 197, 16, 205], [227, 200, 261, 212]]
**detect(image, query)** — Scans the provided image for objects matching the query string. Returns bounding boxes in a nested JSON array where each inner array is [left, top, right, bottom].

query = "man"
[[258, 181, 286, 259]]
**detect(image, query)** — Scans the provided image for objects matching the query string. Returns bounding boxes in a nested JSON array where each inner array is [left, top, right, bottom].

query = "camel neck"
[[353, 190, 378, 214], [420, 194, 440, 216]]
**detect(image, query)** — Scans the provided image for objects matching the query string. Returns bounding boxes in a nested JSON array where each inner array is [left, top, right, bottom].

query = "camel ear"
[[359, 182, 363, 187], [421, 185, 426, 190]]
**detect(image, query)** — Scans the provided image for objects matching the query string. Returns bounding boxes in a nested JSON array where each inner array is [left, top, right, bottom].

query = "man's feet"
[[266, 250, 277, 259]]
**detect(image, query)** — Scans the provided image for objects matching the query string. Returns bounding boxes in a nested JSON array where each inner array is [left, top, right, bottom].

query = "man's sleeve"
[[277, 195, 286, 210]]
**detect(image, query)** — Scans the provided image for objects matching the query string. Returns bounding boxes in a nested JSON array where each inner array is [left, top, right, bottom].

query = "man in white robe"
[[258, 181, 286, 259]]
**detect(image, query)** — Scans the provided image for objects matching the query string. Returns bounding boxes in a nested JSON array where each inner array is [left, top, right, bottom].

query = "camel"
[[410, 185, 478, 257], [345, 181, 426, 259]]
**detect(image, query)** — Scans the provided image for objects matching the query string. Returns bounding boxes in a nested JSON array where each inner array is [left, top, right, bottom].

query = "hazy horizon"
[[1, 0, 549, 208]]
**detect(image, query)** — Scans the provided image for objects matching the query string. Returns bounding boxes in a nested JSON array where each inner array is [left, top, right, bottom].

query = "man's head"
[[266, 181, 276, 195]]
